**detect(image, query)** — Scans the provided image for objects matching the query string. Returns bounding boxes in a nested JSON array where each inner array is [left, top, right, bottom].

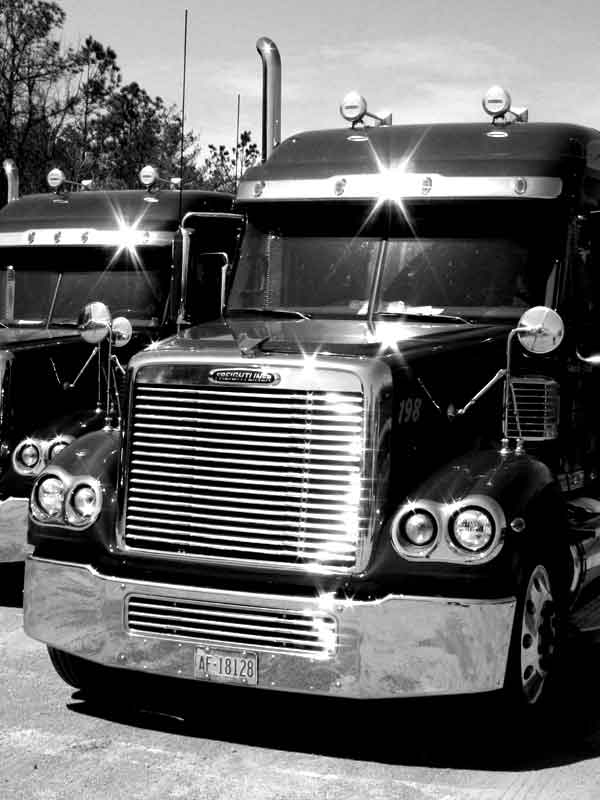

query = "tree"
[[81, 81, 203, 189], [201, 130, 260, 192], [0, 0, 121, 193]]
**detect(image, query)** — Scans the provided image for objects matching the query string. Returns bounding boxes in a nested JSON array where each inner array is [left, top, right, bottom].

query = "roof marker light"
[[482, 86, 512, 119], [513, 177, 528, 195], [47, 168, 65, 190], [334, 178, 347, 196]]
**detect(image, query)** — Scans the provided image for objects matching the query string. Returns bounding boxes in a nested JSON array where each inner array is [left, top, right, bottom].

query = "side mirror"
[[78, 301, 111, 344], [517, 306, 564, 355], [112, 316, 132, 347]]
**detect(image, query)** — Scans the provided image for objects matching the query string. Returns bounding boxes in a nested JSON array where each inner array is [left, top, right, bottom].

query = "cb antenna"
[[178, 9, 189, 220]]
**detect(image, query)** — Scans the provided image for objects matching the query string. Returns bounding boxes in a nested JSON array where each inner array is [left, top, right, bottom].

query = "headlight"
[[34, 475, 66, 518], [449, 506, 495, 552], [66, 480, 102, 527], [391, 503, 439, 557], [13, 439, 42, 475], [401, 510, 437, 546], [47, 436, 73, 461]]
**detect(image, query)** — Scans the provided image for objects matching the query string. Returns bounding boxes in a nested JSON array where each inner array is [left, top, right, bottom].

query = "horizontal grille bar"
[[126, 596, 337, 655], [123, 377, 366, 571]]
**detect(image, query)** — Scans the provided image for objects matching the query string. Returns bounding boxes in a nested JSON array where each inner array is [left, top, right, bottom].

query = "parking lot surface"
[[2, 562, 600, 800]]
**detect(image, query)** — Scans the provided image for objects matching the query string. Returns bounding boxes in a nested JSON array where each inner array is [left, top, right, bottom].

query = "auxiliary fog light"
[[450, 506, 494, 552], [13, 440, 41, 474], [67, 480, 102, 526], [34, 475, 66, 518]]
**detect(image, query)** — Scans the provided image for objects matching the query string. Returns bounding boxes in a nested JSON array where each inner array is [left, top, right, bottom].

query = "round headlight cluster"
[[12, 435, 74, 476], [449, 507, 495, 553], [391, 496, 503, 563], [30, 469, 102, 529]]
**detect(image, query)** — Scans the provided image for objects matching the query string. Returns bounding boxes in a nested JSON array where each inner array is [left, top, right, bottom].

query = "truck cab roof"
[[240, 123, 600, 205], [0, 189, 235, 234]]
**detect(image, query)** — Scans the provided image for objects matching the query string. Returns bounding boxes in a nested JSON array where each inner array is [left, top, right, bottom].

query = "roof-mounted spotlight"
[[482, 86, 528, 125], [139, 164, 159, 189], [47, 168, 66, 192], [139, 164, 161, 202], [340, 91, 392, 127]]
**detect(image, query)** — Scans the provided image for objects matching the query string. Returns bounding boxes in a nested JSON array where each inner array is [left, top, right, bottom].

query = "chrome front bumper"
[[0, 497, 29, 562], [24, 556, 516, 698]]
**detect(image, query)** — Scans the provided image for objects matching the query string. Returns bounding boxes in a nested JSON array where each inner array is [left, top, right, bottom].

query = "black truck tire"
[[47, 646, 106, 693], [503, 560, 563, 709]]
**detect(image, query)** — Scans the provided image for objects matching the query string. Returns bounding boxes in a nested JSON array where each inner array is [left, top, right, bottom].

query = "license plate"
[[194, 646, 258, 686]]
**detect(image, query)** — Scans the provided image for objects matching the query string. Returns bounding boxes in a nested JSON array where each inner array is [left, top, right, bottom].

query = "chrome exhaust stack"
[[3, 159, 19, 203], [256, 37, 281, 162]]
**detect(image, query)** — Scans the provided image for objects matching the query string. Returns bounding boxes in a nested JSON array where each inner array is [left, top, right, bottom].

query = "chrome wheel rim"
[[519, 564, 557, 705]]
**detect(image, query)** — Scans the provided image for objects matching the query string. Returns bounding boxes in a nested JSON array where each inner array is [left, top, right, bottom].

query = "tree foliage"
[[201, 130, 260, 193], [0, 0, 259, 198]]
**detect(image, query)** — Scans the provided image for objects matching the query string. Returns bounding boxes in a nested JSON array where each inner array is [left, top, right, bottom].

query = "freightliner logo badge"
[[209, 368, 280, 385]]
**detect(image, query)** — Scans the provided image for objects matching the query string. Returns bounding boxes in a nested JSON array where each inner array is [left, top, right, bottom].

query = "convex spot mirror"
[[112, 316, 132, 348], [517, 306, 564, 354], [78, 301, 111, 344]]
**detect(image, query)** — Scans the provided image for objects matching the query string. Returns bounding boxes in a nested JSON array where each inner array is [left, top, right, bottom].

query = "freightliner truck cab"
[[22, 43, 600, 710], [0, 164, 239, 561]]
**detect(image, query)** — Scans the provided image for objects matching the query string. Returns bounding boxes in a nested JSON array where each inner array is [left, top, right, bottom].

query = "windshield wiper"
[[376, 311, 472, 325], [227, 307, 311, 320]]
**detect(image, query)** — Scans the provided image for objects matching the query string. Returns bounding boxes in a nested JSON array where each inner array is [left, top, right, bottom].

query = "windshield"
[[228, 201, 563, 321], [0, 245, 171, 326]]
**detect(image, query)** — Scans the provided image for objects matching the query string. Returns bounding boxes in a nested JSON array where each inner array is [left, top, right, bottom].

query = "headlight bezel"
[[12, 434, 75, 476], [391, 494, 505, 564], [30, 466, 103, 530]]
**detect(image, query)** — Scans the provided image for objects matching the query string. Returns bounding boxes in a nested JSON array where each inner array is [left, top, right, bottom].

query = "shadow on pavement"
[[66, 633, 600, 772], [0, 562, 24, 607]]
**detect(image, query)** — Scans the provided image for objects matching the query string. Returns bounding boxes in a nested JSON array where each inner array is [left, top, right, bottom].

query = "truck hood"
[[0, 326, 79, 351], [150, 316, 511, 362]]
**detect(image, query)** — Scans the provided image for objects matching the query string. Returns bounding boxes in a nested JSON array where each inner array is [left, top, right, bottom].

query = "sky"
[[57, 0, 600, 160]]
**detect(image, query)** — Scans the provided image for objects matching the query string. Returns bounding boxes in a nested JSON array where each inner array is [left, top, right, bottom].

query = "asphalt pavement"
[[2, 562, 600, 800]]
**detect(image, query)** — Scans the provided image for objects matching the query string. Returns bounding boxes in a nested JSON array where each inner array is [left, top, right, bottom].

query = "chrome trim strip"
[[0, 229, 174, 247], [237, 174, 563, 201], [24, 557, 516, 698]]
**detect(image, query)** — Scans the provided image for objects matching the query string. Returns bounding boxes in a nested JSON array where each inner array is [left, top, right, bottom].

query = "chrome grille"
[[506, 377, 559, 441], [126, 595, 337, 656], [122, 377, 366, 572]]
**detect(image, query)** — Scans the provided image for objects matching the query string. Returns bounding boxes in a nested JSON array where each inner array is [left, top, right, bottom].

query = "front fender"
[[414, 448, 557, 520], [394, 447, 570, 594], [28, 428, 121, 550], [0, 408, 105, 499]]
